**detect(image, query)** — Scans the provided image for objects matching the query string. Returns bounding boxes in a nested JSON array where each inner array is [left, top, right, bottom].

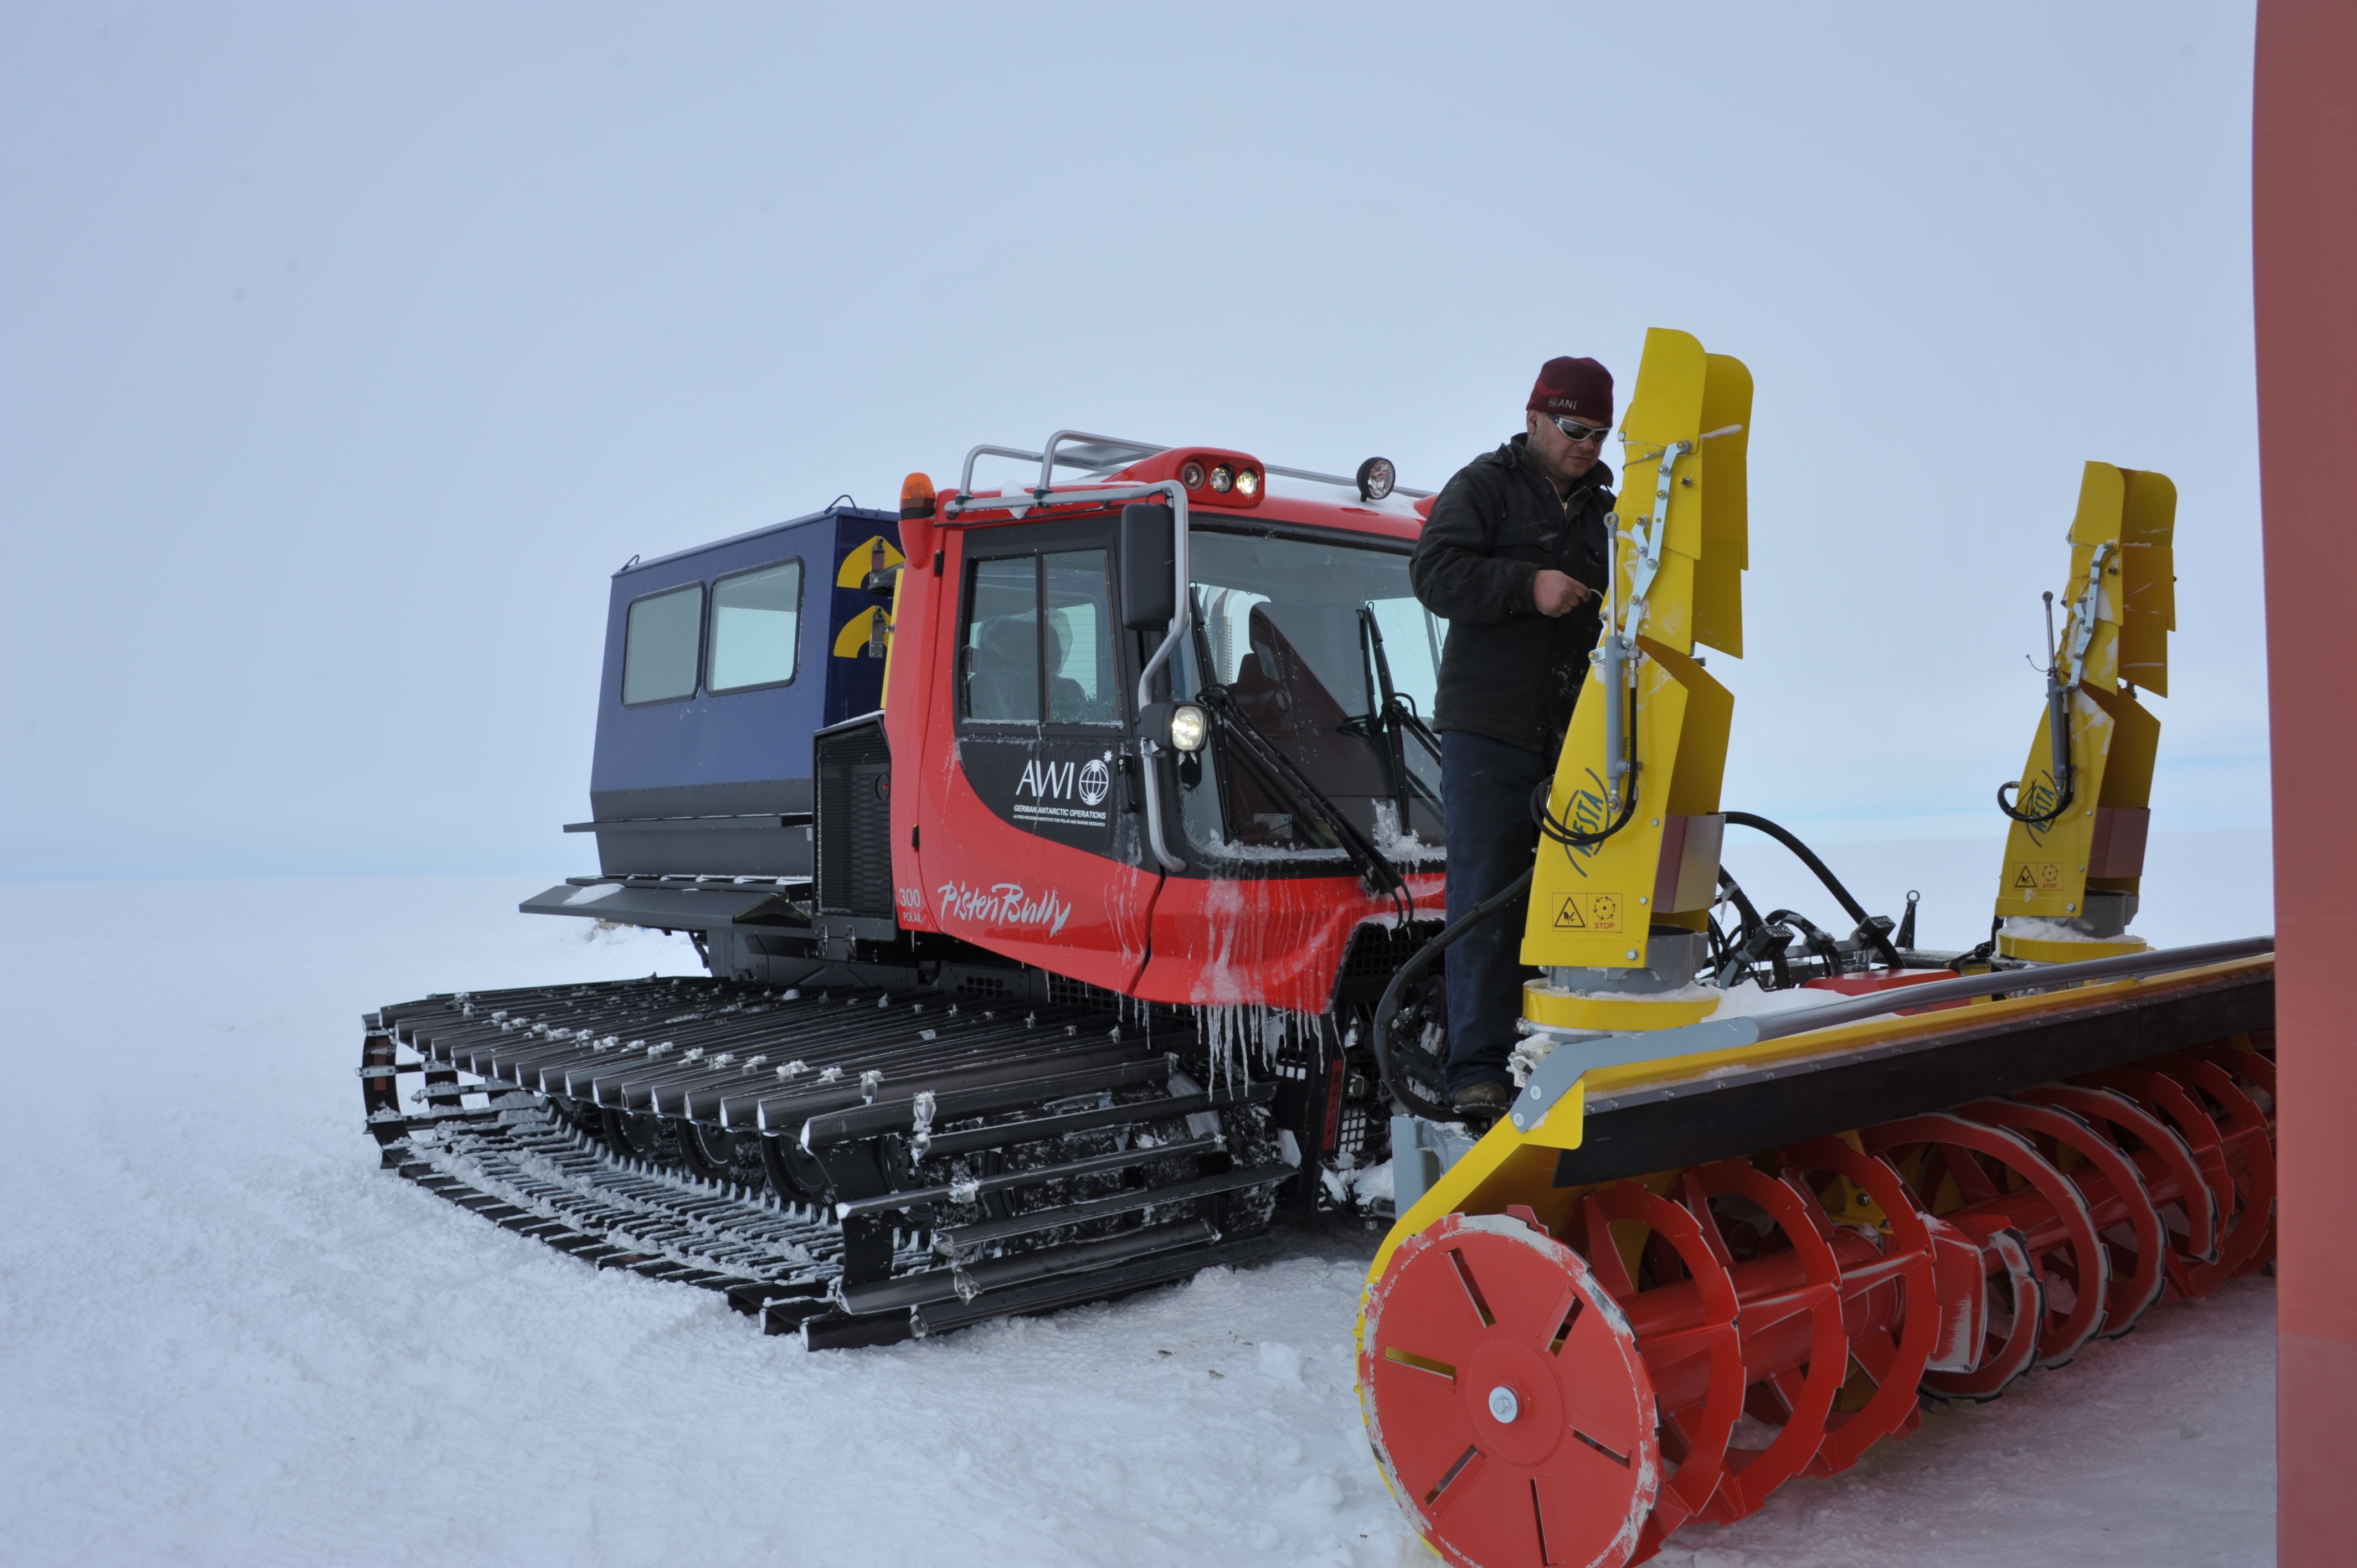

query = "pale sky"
[[1, 2, 2265, 879]]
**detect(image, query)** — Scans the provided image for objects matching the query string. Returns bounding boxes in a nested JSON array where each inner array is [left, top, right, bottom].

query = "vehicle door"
[[922, 514, 1159, 987]]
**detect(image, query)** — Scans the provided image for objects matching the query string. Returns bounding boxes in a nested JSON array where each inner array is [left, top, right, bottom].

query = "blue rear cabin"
[[570, 501, 902, 881]]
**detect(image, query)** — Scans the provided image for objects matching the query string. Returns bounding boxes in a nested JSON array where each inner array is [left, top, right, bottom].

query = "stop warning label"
[[1553, 893, 1622, 932], [2010, 862, 2065, 894]]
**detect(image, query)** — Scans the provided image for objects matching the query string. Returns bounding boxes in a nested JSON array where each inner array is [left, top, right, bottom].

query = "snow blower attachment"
[[1355, 330, 2273, 1568]]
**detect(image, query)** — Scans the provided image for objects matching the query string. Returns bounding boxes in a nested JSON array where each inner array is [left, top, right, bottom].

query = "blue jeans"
[[1439, 730, 1550, 1092]]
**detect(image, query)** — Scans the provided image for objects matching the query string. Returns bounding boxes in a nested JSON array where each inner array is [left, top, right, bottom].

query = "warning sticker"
[[1553, 893, 1621, 932], [2010, 862, 2065, 894]]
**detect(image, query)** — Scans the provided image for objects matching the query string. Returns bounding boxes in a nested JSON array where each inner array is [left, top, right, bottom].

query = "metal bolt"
[[1488, 1386, 1521, 1423], [1638, 896, 1649, 906], [2066, 903, 2077, 912], [1626, 949, 1640, 961]]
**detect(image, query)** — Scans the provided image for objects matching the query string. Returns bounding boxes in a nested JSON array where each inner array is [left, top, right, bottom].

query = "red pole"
[[2255, 3, 2357, 1561]]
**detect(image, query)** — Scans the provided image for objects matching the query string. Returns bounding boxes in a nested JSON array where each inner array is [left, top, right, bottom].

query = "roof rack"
[[955, 430, 1433, 503]]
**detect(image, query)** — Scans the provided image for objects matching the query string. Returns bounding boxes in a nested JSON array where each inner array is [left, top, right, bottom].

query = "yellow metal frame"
[[1524, 329, 1751, 977], [1994, 463, 2175, 924], [1365, 951, 2271, 1288], [1521, 984, 1717, 1032]]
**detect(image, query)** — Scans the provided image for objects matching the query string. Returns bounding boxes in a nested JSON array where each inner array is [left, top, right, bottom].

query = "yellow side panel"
[[2091, 685, 2159, 810], [1660, 641, 1733, 814], [1619, 332, 1710, 474], [1523, 642, 1731, 969], [1691, 554, 1742, 666], [2078, 586, 2124, 694], [1995, 682, 2117, 917], [1635, 553, 1697, 655], [2117, 468, 2176, 697], [2062, 465, 2126, 698], [1690, 353, 1752, 658], [1699, 354, 1752, 569], [1616, 330, 1709, 656], [2069, 461, 2128, 550]]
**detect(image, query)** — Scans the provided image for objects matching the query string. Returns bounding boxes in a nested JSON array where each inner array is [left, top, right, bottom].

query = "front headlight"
[[1168, 704, 1209, 752]]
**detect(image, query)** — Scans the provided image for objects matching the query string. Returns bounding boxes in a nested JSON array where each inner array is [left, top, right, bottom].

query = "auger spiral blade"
[[1359, 1211, 1661, 1568], [1359, 1033, 2278, 1567]]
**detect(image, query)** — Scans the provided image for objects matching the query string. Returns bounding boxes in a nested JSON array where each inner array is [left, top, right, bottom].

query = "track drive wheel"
[[599, 1107, 681, 1165], [760, 1131, 832, 1204], [677, 1121, 768, 1189], [1361, 1210, 1660, 1568]]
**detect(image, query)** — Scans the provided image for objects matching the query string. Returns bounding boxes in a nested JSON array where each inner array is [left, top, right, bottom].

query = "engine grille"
[[816, 717, 894, 919]]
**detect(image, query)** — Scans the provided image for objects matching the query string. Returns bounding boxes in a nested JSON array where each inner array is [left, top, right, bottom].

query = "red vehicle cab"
[[870, 432, 1448, 1017]]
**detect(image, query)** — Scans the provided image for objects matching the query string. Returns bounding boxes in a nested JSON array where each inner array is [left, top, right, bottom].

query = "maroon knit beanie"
[[1527, 356, 1613, 424]]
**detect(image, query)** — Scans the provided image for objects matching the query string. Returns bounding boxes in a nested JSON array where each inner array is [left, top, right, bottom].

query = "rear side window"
[[707, 559, 804, 693], [622, 584, 704, 705]]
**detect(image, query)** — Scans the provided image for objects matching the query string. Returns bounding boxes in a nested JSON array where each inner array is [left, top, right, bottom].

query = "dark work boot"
[[1449, 1079, 1515, 1123]]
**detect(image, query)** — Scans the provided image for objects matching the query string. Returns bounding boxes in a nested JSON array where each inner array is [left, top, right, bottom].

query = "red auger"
[[1360, 1034, 2276, 1568]]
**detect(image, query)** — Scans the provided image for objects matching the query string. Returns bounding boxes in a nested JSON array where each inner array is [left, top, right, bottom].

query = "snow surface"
[[1, 868, 2276, 1566]]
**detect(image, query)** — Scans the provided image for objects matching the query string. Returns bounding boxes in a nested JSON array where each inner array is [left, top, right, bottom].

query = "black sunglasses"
[[1550, 415, 1612, 444]]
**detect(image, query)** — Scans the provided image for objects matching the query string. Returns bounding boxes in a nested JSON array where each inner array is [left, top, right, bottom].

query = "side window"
[[1044, 549, 1118, 724], [963, 556, 1041, 722], [707, 559, 803, 693], [622, 584, 703, 705]]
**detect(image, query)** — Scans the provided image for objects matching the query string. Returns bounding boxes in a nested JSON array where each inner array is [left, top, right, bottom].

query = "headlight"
[[1169, 704, 1209, 752], [1355, 456, 1396, 502], [1179, 459, 1206, 489], [1210, 464, 1235, 494], [1234, 467, 1260, 498]]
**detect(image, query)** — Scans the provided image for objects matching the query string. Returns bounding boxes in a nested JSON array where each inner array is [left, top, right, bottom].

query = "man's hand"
[[1532, 569, 1596, 617]]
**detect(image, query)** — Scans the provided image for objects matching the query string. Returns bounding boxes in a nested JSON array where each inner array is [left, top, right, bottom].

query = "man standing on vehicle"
[[1410, 356, 1615, 1117]]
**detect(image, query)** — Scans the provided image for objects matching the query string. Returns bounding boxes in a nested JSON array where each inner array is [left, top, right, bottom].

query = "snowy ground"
[[0, 847, 2275, 1566]]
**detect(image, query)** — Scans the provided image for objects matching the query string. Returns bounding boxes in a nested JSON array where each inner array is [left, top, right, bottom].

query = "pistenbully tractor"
[[362, 328, 2272, 1567]]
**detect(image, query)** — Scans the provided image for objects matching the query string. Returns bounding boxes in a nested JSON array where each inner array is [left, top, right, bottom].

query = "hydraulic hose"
[[1532, 647, 1641, 850], [1721, 811, 1903, 969], [1996, 772, 2075, 826], [1998, 605, 2078, 827], [1370, 867, 1535, 1122], [1532, 777, 1641, 847]]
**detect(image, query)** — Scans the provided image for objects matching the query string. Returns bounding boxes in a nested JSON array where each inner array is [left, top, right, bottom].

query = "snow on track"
[[1, 873, 2274, 1566]]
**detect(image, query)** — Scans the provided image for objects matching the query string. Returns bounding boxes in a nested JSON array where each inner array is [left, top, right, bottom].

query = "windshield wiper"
[[1358, 607, 1444, 829], [1193, 683, 1412, 913], [1183, 601, 1410, 912]]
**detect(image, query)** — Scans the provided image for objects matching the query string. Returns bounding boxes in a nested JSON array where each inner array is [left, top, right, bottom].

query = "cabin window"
[[1044, 549, 1118, 724], [621, 584, 704, 705], [963, 556, 1041, 722], [707, 559, 804, 693], [961, 550, 1122, 726]]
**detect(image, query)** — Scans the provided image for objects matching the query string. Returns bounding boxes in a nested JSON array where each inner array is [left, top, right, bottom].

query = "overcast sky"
[[1, 2, 2264, 881]]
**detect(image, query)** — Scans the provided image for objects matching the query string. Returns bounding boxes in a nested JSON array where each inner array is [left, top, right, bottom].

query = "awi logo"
[[1018, 759, 1078, 800], [1011, 750, 1114, 827]]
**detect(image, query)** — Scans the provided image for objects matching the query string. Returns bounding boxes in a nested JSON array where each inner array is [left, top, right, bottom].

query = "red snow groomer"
[[364, 421, 1464, 1343], [359, 329, 2271, 1566]]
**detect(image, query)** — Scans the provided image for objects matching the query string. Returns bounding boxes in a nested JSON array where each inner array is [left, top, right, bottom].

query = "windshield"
[[1176, 529, 1447, 859]]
